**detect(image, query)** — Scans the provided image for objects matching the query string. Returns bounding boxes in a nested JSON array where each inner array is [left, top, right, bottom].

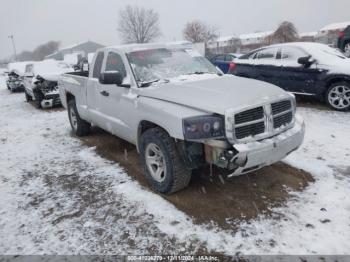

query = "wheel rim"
[[328, 85, 350, 109], [145, 143, 167, 183], [69, 107, 78, 131], [344, 43, 350, 57]]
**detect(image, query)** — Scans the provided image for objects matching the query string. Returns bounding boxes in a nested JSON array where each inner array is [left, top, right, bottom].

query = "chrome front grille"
[[273, 111, 293, 129], [228, 99, 294, 143], [235, 121, 265, 139], [235, 107, 264, 124], [271, 100, 292, 115]]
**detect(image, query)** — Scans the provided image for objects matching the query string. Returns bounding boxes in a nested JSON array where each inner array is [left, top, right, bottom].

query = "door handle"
[[100, 90, 109, 97]]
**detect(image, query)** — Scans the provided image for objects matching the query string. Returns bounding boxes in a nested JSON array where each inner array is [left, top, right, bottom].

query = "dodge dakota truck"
[[58, 43, 305, 194]]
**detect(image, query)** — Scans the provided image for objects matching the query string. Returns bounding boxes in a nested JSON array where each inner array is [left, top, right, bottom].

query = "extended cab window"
[[93, 52, 104, 78], [105, 52, 127, 78]]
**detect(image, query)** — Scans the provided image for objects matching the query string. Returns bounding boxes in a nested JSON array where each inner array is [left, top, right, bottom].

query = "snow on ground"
[[0, 77, 349, 255]]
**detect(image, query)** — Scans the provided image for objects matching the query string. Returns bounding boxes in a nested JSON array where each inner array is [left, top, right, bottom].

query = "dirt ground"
[[79, 126, 314, 229], [36, 96, 320, 228]]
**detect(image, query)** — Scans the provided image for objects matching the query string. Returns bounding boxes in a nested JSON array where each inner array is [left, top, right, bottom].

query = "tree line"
[[3, 5, 299, 64], [117, 5, 298, 45]]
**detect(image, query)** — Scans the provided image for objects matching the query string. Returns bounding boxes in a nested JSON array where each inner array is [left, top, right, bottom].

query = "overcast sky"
[[1, 0, 350, 59]]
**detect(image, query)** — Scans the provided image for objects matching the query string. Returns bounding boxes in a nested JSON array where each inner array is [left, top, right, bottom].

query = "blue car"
[[209, 53, 242, 73]]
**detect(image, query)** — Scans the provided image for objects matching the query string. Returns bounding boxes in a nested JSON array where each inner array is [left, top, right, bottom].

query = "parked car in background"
[[209, 53, 242, 73], [59, 43, 304, 194], [6, 61, 37, 92], [337, 25, 350, 57], [6, 70, 25, 92], [231, 42, 350, 111], [23, 60, 72, 108]]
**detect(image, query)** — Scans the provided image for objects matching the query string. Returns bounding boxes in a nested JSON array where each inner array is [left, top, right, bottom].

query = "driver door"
[[276, 46, 321, 94], [96, 51, 135, 142]]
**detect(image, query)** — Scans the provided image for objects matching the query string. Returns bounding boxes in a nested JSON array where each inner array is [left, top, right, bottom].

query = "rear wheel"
[[326, 82, 350, 111], [67, 99, 91, 136], [140, 127, 191, 194]]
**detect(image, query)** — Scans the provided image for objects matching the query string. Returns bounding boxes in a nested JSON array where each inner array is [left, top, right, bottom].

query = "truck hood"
[[37, 73, 61, 82], [137, 75, 290, 115]]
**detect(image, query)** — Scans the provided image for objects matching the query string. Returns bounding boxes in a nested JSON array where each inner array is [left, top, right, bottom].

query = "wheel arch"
[[324, 75, 350, 95], [66, 91, 75, 102], [136, 120, 176, 153]]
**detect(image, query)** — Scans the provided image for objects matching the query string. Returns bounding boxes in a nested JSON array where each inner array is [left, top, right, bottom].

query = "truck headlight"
[[183, 115, 225, 140]]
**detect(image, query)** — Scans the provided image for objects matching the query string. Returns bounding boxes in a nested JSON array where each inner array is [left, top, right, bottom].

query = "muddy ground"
[[34, 97, 318, 229], [79, 126, 314, 229]]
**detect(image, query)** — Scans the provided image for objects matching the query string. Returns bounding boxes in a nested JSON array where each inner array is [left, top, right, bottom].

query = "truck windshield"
[[127, 48, 220, 86]]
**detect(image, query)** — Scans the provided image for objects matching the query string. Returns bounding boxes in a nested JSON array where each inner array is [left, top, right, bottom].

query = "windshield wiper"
[[139, 78, 169, 88]]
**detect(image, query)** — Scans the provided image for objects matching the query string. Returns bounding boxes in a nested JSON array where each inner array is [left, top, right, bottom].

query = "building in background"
[[299, 32, 317, 42], [207, 31, 273, 54], [315, 21, 350, 46], [45, 41, 104, 62]]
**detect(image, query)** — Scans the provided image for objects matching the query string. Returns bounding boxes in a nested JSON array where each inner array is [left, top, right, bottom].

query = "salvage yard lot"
[[0, 76, 349, 255]]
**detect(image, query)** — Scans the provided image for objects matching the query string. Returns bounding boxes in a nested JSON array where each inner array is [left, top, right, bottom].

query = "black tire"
[[325, 81, 350, 111], [33, 91, 44, 109], [139, 127, 191, 194], [25, 90, 32, 102], [67, 99, 91, 136], [343, 42, 350, 57]]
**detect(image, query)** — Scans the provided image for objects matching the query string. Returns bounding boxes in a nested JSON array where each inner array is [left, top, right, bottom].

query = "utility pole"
[[8, 35, 17, 62]]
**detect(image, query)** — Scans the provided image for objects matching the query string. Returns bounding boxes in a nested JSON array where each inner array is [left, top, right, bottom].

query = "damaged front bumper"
[[205, 115, 305, 177], [40, 92, 61, 108]]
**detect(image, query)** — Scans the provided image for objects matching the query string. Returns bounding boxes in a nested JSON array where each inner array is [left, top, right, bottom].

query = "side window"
[[249, 51, 258, 59], [93, 52, 104, 78], [225, 55, 234, 61], [105, 52, 127, 78], [257, 48, 278, 60], [281, 47, 307, 60], [215, 54, 225, 61]]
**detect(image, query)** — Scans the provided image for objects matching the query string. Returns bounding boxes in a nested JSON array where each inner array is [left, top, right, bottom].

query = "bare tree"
[[265, 21, 298, 44], [183, 20, 218, 43], [16, 41, 60, 61], [118, 5, 161, 44]]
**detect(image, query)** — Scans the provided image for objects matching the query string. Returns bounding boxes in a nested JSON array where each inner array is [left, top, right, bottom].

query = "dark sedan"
[[231, 42, 350, 111]]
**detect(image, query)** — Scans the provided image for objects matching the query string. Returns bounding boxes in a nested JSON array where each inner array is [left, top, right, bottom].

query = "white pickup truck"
[[58, 43, 305, 194]]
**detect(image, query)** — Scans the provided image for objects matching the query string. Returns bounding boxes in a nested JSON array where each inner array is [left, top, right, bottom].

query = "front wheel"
[[326, 82, 350, 111], [139, 127, 191, 194], [67, 99, 91, 136], [33, 91, 44, 109]]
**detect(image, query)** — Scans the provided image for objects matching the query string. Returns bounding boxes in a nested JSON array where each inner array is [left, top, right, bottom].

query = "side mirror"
[[99, 71, 123, 86], [298, 56, 313, 67]]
